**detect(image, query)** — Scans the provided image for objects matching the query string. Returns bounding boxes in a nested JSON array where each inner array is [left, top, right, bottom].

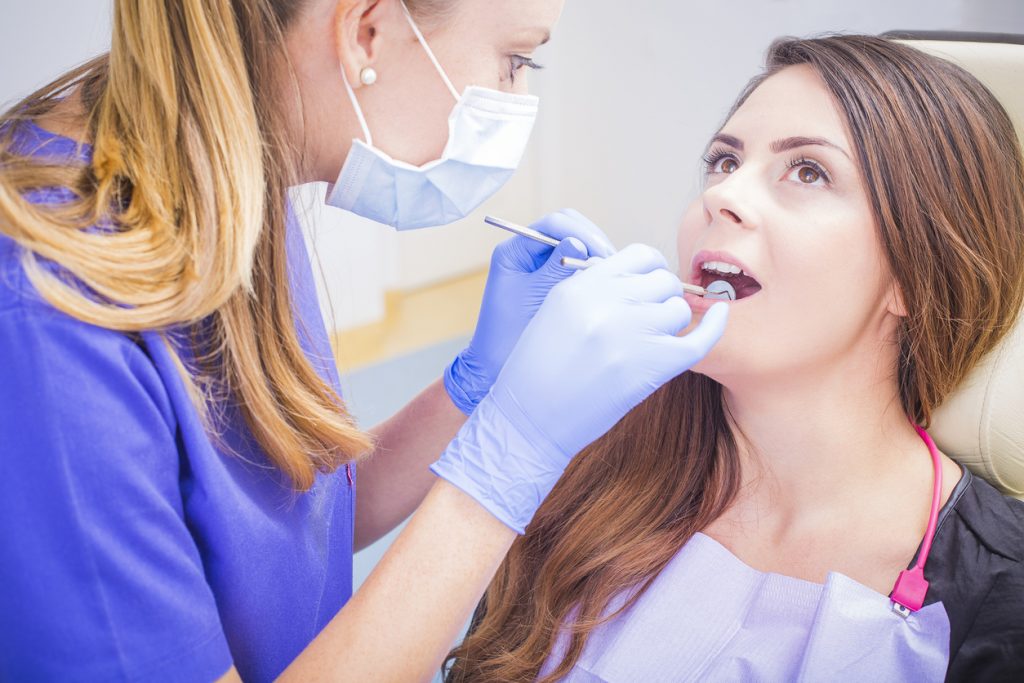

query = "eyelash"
[[701, 146, 734, 172], [701, 148, 833, 185], [509, 55, 543, 83], [786, 157, 832, 184]]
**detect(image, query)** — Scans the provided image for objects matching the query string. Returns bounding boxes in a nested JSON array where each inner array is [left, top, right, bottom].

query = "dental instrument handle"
[[484, 215, 562, 248], [683, 283, 709, 297], [561, 256, 708, 297], [485, 215, 709, 299]]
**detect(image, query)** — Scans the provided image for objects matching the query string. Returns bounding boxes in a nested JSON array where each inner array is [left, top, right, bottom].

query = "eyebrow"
[[510, 29, 550, 52], [710, 133, 851, 160]]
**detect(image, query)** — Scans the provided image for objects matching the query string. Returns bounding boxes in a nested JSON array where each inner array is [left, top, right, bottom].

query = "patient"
[[446, 36, 1024, 681]]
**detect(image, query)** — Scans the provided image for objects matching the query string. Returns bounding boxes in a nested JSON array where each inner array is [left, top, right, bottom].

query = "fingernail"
[[565, 237, 587, 256]]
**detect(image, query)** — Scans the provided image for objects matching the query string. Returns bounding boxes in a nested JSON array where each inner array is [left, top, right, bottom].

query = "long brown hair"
[[446, 35, 1024, 682], [0, 0, 446, 489]]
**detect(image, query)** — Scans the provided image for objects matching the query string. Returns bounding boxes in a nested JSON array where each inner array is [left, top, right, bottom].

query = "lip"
[[685, 248, 762, 311], [685, 291, 726, 314]]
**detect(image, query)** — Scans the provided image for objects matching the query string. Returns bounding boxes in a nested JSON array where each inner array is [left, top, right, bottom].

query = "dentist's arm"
[[355, 379, 465, 551], [280, 480, 515, 683]]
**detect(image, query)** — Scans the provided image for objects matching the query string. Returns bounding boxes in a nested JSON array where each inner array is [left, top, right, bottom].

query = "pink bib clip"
[[889, 423, 944, 616]]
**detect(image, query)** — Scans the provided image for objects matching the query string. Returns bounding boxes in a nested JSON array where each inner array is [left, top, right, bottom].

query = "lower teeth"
[[706, 280, 736, 301]]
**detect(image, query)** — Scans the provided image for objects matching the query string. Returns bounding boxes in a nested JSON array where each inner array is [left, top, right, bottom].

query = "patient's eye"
[[719, 158, 739, 174], [785, 158, 831, 186], [797, 167, 819, 183], [703, 149, 740, 175]]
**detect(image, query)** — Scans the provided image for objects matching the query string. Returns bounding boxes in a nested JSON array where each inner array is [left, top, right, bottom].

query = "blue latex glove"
[[431, 244, 729, 533], [445, 209, 616, 415]]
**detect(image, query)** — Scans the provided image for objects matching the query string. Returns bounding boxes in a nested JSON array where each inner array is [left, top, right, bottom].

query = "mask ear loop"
[[889, 422, 943, 616], [341, 68, 374, 147], [399, 0, 461, 102], [342, 0, 459, 147]]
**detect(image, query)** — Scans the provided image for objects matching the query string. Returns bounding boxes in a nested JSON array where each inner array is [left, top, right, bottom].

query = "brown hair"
[[0, 0, 448, 489], [445, 35, 1024, 682]]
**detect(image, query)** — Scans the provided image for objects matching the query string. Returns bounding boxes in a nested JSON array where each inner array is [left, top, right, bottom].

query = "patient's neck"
[[720, 344, 922, 517]]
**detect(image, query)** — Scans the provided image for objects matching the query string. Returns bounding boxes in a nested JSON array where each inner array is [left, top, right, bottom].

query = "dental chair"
[[883, 31, 1024, 500]]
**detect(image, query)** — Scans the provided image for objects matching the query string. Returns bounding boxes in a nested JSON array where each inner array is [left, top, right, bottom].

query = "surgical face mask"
[[327, 2, 539, 230]]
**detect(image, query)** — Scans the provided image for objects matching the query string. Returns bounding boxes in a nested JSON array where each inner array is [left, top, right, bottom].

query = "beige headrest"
[[896, 37, 1024, 150], [893, 34, 1024, 498], [931, 318, 1024, 498]]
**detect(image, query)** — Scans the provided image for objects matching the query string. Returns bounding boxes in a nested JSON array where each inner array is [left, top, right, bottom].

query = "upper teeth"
[[701, 260, 743, 276]]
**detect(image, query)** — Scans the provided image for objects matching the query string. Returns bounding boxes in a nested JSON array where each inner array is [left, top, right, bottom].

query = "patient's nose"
[[718, 208, 742, 223], [701, 170, 760, 230], [702, 191, 754, 229]]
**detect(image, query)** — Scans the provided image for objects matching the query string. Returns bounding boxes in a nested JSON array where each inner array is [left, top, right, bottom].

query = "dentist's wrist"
[[444, 349, 493, 416], [430, 389, 570, 534]]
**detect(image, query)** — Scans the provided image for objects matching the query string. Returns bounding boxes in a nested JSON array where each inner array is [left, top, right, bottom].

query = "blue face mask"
[[327, 2, 540, 230]]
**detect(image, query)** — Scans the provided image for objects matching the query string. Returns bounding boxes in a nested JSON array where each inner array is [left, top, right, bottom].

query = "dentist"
[[0, 1, 727, 681]]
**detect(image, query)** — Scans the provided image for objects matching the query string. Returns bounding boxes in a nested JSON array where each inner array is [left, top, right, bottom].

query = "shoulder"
[[0, 233, 176, 431], [948, 470, 1024, 562], [925, 470, 1024, 679], [0, 232, 38, 312]]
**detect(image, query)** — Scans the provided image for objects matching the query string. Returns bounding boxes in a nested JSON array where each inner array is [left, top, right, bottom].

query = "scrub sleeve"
[[0, 296, 233, 681]]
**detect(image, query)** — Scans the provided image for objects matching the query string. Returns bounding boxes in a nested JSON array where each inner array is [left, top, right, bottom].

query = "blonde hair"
[[0, 0, 374, 489]]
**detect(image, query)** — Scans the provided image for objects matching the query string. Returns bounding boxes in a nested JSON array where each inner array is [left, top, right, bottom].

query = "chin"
[[690, 346, 730, 385], [689, 325, 738, 383], [687, 314, 774, 388]]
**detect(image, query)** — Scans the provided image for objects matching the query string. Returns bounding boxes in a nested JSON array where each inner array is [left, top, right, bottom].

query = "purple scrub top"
[[0, 122, 356, 682]]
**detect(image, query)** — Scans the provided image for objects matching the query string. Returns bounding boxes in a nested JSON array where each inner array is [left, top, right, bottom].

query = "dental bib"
[[540, 425, 952, 682], [326, 1, 538, 230], [539, 533, 950, 682]]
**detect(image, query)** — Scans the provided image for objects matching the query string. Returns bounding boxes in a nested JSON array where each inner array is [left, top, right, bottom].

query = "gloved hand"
[[444, 209, 616, 415], [431, 244, 729, 533]]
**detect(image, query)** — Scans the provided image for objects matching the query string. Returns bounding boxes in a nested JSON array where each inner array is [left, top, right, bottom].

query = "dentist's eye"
[[508, 55, 543, 83], [703, 149, 740, 175], [785, 158, 831, 186]]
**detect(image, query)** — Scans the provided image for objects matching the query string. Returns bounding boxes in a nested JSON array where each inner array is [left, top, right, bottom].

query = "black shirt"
[[922, 466, 1024, 681]]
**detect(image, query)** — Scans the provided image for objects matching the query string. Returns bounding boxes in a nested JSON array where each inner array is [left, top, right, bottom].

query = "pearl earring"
[[359, 67, 378, 86]]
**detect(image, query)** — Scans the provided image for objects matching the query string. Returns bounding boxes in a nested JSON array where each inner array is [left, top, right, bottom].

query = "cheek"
[[436, 34, 509, 92], [788, 215, 888, 336], [509, 74, 532, 95], [676, 200, 705, 270], [793, 212, 890, 323]]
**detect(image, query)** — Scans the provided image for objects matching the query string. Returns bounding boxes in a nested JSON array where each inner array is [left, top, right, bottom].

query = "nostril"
[[720, 208, 742, 223]]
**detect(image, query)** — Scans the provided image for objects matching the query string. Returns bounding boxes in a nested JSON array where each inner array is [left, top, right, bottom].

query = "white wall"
[[0, 2, 111, 109], [528, 0, 1024, 268], [4, 0, 1023, 330]]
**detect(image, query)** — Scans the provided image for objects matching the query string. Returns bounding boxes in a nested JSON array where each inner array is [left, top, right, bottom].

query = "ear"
[[334, 0, 390, 88], [885, 278, 908, 318]]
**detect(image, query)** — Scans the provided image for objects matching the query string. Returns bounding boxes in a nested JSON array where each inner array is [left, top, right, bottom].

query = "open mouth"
[[696, 259, 763, 301]]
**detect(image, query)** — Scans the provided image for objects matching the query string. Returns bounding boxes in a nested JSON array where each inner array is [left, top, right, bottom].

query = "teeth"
[[701, 260, 743, 276]]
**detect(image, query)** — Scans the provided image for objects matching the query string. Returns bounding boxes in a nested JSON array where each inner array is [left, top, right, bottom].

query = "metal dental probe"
[[484, 215, 711, 298]]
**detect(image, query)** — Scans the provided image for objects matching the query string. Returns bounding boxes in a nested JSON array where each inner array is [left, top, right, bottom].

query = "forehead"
[[723, 64, 850, 147], [465, 0, 564, 37]]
